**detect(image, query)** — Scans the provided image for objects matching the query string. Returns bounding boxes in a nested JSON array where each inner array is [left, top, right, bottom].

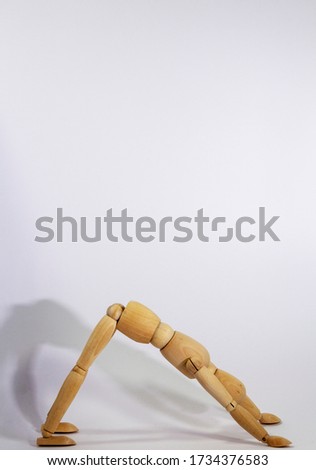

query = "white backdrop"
[[0, 0, 315, 450]]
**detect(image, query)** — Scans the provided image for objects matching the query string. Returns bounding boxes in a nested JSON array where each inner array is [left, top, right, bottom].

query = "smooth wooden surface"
[[151, 322, 174, 349], [194, 366, 290, 447], [215, 369, 246, 403], [259, 413, 281, 424], [106, 303, 124, 321], [231, 406, 291, 447], [117, 301, 160, 343], [194, 365, 234, 408], [37, 436, 76, 446], [41, 367, 86, 437], [77, 315, 116, 370], [37, 300, 291, 448], [161, 332, 210, 378], [39, 315, 117, 444], [231, 404, 268, 442], [239, 395, 261, 420], [265, 435, 292, 447], [215, 369, 281, 424], [55, 422, 78, 433]]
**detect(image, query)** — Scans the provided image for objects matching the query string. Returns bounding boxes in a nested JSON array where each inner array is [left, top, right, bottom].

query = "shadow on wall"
[[0, 300, 220, 447]]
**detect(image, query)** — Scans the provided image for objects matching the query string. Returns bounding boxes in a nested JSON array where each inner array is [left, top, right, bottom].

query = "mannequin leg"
[[215, 369, 281, 424], [37, 315, 117, 446], [188, 363, 291, 447]]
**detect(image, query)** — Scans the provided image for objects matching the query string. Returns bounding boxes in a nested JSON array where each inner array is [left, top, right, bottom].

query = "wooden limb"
[[215, 369, 281, 424], [187, 361, 291, 447], [194, 365, 237, 410], [231, 406, 291, 447], [40, 365, 87, 438], [37, 314, 117, 446]]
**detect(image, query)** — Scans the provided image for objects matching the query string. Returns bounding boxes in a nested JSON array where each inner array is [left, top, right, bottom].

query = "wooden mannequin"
[[37, 301, 291, 447]]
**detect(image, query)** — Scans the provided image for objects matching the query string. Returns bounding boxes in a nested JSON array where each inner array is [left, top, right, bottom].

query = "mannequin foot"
[[37, 422, 78, 446], [37, 435, 76, 446], [55, 422, 79, 433], [260, 413, 281, 424], [264, 435, 291, 447]]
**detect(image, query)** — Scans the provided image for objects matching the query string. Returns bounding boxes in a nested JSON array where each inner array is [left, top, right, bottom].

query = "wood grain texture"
[[40, 315, 117, 438], [77, 315, 116, 370], [231, 404, 268, 442], [265, 435, 292, 447], [36, 300, 291, 448], [161, 332, 210, 378], [117, 301, 160, 343], [42, 367, 86, 435], [151, 322, 174, 349], [194, 365, 233, 407], [215, 369, 246, 403], [55, 422, 78, 433], [37, 436, 76, 446], [259, 413, 281, 424]]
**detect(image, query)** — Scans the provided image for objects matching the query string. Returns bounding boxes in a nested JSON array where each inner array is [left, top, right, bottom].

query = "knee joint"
[[73, 365, 87, 377]]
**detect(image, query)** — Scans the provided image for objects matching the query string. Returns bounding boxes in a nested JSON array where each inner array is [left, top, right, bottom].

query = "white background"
[[0, 0, 315, 450]]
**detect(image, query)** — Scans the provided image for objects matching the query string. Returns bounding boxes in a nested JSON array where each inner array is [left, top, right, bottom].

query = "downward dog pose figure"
[[37, 301, 291, 447]]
